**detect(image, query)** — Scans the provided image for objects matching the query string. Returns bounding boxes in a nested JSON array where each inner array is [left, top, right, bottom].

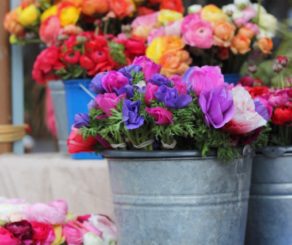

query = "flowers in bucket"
[[67, 56, 268, 161], [131, 0, 277, 75], [32, 31, 146, 84], [0, 198, 117, 245], [240, 55, 292, 147]]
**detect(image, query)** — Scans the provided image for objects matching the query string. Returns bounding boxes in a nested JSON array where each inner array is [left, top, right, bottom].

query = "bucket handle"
[[79, 83, 95, 100]]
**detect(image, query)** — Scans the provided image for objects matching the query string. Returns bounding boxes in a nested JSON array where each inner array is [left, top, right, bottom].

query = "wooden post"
[[0, 0, 12, 153]]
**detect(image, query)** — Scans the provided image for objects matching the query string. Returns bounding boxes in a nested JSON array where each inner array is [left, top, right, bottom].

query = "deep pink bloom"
[[268, 89, 290, 107], [95, 93, 122, 117], [101, 71, 129, 93], [183, 66, 224, 95], [146, 107, 173, 125], [4, 220, 33, 243], [40, 16, 61, 46], [0, 227, 20, 245], [62, 221, 84, 245], [145, 83, 159, 105], [171, 75, 188, 95], [181, 14, 201, 33], [31, 222, 55, 245], [132, 56, 161, 81]]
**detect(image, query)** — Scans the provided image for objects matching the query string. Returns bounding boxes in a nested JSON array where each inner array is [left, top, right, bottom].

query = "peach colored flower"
[[231, 34, 251, 55], [201, 4, 228, 24], [40, 16, 61, 46], [81, 0, 109, 15], [160, 50, 192, 77], [109, 0, 135, 19], [4, 10, 24, 36], [257, 37, 273, 54], [214, 21, 235, 47]]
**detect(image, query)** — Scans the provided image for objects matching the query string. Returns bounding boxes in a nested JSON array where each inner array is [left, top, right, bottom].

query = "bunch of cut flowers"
[[130, 0, 277, 76], [0, 197, 117, 245], [67, 56, 269, 161]]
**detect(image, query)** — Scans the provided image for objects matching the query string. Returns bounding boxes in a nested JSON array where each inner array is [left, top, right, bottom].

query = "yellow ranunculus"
[[59, 5, 80, 27], [158, 9, 183, 26], [52, 225, 65, 245], [9, 35, 18, 44], [41, 5, 58, 22], [201, 4, 228, 24], [17, 4, 40, 27]]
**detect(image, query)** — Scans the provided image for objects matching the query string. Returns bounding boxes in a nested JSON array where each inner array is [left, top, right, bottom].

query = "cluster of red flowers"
[[32, 32, 146, 84], [138, 0, 184, 15]]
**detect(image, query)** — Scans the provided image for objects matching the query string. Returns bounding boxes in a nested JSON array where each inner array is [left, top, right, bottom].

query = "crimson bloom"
[[272, 106, 292, 125]]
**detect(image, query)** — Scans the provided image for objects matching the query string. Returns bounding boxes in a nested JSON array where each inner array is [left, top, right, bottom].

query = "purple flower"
[[155, 85, 192, 109], [90, 72, 106, 94], [73, 113, 90, 128], [88, 99, 97, 110], [115, 85, 134, 98], [122, 100, 144, 130], [199, 86, 234, 129], [119, 65, 142, 82], [254, 99, 271, 121], [150, 74, 171, 86], [101, 71, 129, 93], [132, 56, 161, 81]]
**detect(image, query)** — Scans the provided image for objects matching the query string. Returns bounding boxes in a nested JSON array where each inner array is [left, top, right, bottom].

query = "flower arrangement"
[[67, 56, 268, 161], [0, 198, 117, 245], [240, 56, 292, 147], [131, 0, 277, 75], [32, 31, 146, 84]]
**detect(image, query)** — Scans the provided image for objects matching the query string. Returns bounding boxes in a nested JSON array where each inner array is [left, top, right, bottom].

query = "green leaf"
[[109, 41, 127, 66]]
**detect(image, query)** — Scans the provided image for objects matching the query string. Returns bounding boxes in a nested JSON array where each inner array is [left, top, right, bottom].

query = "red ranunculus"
[[124, 37, 146, 60], [31, 222, 55, 244], [62, 50, 81, 64], [272, 106, 292, 125], [160, 0, 184, 13], [4, 220, 33, 243], [239, 76, 254, 87], [80, 55, 95, 70], [67, 127, 98, 154], [137, 6, 155, 16], [247, 86, 270, 98]]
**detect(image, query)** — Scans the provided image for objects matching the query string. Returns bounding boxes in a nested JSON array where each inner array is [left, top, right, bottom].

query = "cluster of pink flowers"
[[0, 198, 117, 245]]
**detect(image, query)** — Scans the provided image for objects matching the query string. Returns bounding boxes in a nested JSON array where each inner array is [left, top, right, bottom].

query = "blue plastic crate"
[[64, 79, 103, 160], [224, 73, 240, 84]]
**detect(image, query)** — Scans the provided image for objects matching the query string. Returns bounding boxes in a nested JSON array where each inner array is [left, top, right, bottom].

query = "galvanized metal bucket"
[[104, 150, 253, 245], [48, 81, 69, 154], [246, 147, 292, 245]]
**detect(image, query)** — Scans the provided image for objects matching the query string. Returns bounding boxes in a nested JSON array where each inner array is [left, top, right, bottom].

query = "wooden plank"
[[0, 0, 12, 153]]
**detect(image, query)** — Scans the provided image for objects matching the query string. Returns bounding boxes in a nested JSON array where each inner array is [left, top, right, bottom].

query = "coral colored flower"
[[182, 19, 213, 49], [257, 37, 273, 54], [145, 83, 159, 105], [158, 9, 183, 26], [160, 0, 184, 13], [67, 127, 98, 153], [201, 4, 228, 24], [238, 24, 259, 39], [183, 66, 224, 95], [214, 21, 235, 47], [272, 106, 292, 125], [62, 50, 81, 64], [39, 16, 61, 46], [109, 0, 135, 19], [146, 107, 173, 125], [231, 34, 251, 55], [17, 4, 40, 27], [224, 86, 267, 134], [133, 56, 161, 81], [160, 50, 192, 77], [0, 227, 20, 245], [4, 10, 24, 36], [81, 0, 109, 15], [199, 86, 234, 129]]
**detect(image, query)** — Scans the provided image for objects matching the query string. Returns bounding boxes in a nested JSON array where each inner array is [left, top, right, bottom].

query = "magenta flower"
[[181, 14, 201, 33], [182, 18, 213, 49], [0, 227, 20, 245], [145, 83, 159, 105], [101, 71, 129, 93], [171, 75, 188, 95], [183, 66, 224, 95], [199, 86, 234, 128], [132, 56, 161, 81], [95, 93, 122, 117], [146, 107, 173, 125]]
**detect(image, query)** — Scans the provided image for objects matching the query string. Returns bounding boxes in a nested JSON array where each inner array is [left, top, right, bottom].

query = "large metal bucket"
[[104, 150, 253, 245], [246, 147, 292, 245], [48, 81, 69, 154]]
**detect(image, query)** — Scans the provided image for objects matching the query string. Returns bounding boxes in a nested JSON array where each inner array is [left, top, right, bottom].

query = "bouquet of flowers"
[[32, 31, 146, 84], [0, 198, 117, 245], [131, 0, 277, 75], [67, 56, 269, 161], [240, 56, 292, 148]]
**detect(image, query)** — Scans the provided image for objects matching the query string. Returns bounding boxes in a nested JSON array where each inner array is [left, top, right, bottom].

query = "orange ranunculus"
[[160, 50, 192, 77], [201, 4, 228, 24], [160, 0, 184, 13], [214, 21, 235, 47], [109, 0, 135, 19], [81, 0, 109, 15], [238, 27, 255, 39], [231, 34, 251, 55], [164, 36, 185, 51], [4, 10, 24, 36], [257, 38, 273, 54]]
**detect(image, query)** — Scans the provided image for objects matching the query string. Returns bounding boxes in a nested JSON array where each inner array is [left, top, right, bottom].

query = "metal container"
[[104, 150, 253, 245], [246, 147, 292, 245], [48, 81, 69, 154]]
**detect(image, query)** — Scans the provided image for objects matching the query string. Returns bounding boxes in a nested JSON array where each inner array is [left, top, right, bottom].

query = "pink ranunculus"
[[101, 71, 129, 93], [171, 75, 187, 95], [62, 221, 84, 245], [25, 200, 68, 225], [224, 86, 267, 134], [145, 83, 159, 105], [0, 227, 20, 245], [146, 107, 173, 125], [95, 93, 122, 116], [268, 89, 290, 107], [131, 12, 158, 38], [148, 27, 165, 44], [183, 66, 224, 95], [182, 17, 213, 49], [40, 16, 61, 46], [181, 13, 201, 33], [132, 56, 161, 81], [234, 6, 257, 26]]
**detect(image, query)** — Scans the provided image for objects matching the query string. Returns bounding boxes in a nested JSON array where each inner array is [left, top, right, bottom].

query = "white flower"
[[258, 13, 278, 37], [234, 0, 251, 8], [83, 233, 104, 245], [0, 203, 28, 223], [252, 3, 267, 14], [187, 4, 202, 14], [222, 4, 240, 19]]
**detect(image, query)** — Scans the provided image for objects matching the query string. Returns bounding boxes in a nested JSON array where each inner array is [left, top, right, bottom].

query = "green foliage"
[[109, 41, 127, 66]]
